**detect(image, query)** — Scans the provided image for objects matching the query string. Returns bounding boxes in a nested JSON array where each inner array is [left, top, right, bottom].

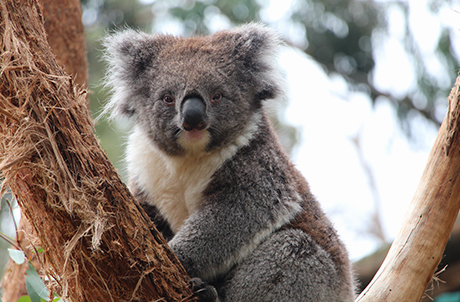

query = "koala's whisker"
[[173, 128, 182, 139]]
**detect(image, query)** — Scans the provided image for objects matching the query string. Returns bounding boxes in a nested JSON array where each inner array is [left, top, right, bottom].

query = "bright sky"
[[280, 47, 438, 260], [271, 0, 460, 260]]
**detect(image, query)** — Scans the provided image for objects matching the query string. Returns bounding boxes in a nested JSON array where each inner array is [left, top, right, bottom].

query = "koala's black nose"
[[182, 97, 207, 131]]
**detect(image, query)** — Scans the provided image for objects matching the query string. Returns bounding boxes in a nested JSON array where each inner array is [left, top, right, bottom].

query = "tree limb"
[[357, 74, 460, 301]]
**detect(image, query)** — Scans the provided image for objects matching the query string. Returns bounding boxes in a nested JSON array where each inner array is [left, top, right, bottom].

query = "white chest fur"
[[126, 113, 261, 234], [126, 126, 233, 233]]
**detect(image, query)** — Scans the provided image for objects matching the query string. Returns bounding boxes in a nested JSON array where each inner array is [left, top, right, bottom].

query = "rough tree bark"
[[0, 0, 194, 301], [40, 0, 88, 88], [357, 76, 460, 301], [1, 0, 88, 300]]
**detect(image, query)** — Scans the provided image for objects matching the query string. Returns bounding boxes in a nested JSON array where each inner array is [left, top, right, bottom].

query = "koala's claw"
[[190, 277, 219, 302]]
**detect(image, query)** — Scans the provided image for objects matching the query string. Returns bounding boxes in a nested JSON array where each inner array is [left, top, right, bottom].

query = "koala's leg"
[[221, 228, 351, 302]]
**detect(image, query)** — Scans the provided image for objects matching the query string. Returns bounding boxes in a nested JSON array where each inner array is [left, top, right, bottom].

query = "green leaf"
[[25, 263, 50, 301], [17, 296, 32, 302], [25, 278, 42, 302], [7, 248, 25, 265], [31, 247, 44, 254]]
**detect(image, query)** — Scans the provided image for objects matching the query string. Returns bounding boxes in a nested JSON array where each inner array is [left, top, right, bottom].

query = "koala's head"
[[103, 23, 284, 156]]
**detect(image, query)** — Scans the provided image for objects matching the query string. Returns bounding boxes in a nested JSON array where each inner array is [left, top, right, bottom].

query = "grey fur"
[[103, 23, 355, 301]]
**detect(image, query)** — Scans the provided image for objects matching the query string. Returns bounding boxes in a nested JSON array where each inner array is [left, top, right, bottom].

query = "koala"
[[103, 23, 355, 301]]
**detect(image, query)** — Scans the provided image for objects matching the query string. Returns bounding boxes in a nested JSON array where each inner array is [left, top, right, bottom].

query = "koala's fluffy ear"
[[215, 23, 286, 104], [102, 30, 169, 119]]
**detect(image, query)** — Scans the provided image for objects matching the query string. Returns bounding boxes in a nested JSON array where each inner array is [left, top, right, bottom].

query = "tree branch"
[[357, 74, 460, 301]]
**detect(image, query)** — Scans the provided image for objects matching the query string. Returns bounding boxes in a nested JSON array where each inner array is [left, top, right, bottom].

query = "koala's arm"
[[169, 202, 272, 281], [168, 158, 302, 281]]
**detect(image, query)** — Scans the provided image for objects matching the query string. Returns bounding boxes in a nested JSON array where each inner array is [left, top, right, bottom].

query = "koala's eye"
[[162, 95, 175, 106], [211, 93, 222, 104]]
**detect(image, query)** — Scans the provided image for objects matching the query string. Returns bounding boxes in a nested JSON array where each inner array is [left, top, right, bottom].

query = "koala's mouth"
[[184, 128, 206, 141], [177, 128, 211, 153]]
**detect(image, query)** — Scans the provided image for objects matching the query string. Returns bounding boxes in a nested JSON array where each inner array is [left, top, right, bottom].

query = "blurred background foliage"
[[80, 0, 459, 170], [1, 0, 459, 277]]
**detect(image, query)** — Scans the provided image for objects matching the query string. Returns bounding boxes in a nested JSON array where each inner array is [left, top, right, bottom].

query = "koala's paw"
[[190, 277, 219, 302]]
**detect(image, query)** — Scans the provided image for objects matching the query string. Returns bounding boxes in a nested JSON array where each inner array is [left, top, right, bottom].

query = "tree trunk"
[[41, 0, 88, 88], [357, 76, 460, 301], [0, 0, 194, 301], [1, 1, 87, 300]]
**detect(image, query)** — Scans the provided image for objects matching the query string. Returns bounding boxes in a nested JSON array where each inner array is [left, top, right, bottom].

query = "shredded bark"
[[0, 0, 194, 301]]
